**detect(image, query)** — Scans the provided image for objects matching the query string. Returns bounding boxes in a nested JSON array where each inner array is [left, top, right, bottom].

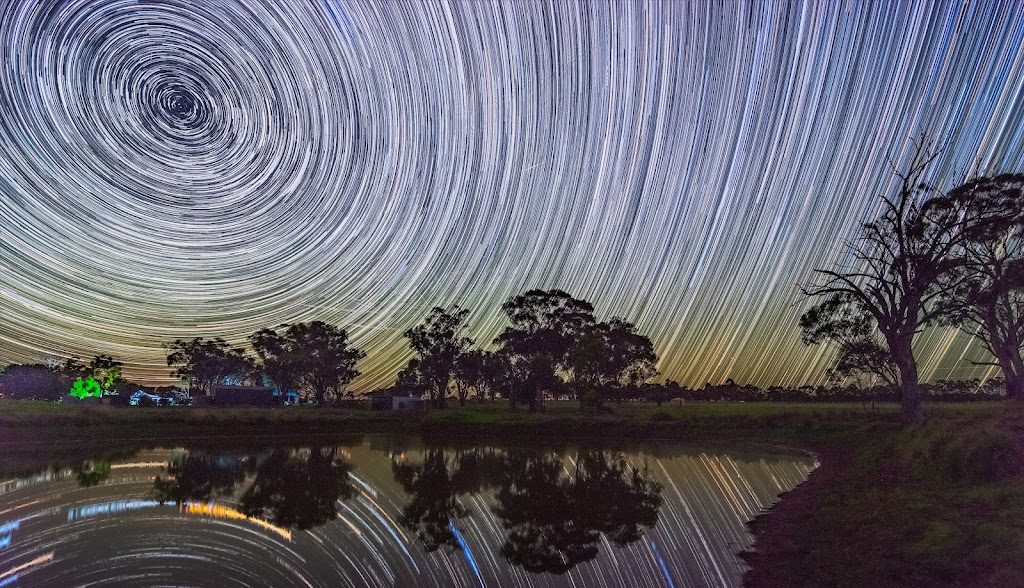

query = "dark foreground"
[[2, 400, 1022, 587]]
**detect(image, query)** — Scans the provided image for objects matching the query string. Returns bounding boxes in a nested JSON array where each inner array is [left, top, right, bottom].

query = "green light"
[[70, 377, 103, 399]]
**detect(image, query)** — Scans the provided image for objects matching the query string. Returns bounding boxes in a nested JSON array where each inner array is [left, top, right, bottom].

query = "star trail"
[[1, 1, 1023, 389]]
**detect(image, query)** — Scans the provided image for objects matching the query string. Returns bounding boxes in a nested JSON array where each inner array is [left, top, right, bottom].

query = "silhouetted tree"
[[56, 356, 87, 379], [496, 290, 596, 410], [938, 174, 1024, 398], [395, 358, 430, 398], [250, 322, 363, 404], [402, 307, 473, 409], [454, 349, 488, 405], [250, 326, 304, 396], [567, 318, 658, 404], [801, 303, 899, 390], [239, 447, 354, 530], [165, 338, 255, 395], [801, 137, 1012, 423]]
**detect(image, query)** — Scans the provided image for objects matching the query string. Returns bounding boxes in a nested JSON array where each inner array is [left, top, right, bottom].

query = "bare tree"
[[801, 137, 1010, 423]]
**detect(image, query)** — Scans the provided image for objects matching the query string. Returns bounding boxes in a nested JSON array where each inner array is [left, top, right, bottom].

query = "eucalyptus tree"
[[938, 174, 1024, 398], [494, 290, 595, 410], [402, 307, 474, 409], [251, 322, 364, 404], [166, 337, 255, 395], [800, 139, 1013, 423]]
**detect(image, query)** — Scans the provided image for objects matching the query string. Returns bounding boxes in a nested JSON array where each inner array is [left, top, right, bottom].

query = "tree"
[[0, 364, 70, 400], [392, 449, 475, 551], [800, 301, 899, 390], [273, 322, 365, 404], [250, 326, 304, 396], [939, 174, 1024, 398], [495, 290, 596, 410], [801, 138, 1011, 423], [567, 318, 658, 394], [402, 307, 474, 409], [86, 355, 123, 393], [69, 377, 103, 399], [56, 356, 87, 379], [165, 338, 255, 395], [494, 450, 662, 574], [238, 447, 354, 530], [454, 349, 489, 404], [154, 451, 252, 505]]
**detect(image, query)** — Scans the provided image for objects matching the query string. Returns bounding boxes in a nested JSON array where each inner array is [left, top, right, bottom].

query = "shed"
[[392, 397, 426, 412], [213, 385, 275, 406]]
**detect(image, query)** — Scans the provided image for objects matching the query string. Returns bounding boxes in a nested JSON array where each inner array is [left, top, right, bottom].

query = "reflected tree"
[[494, 451, 661, 574], [74, 460, 111, 487], [239, 447, 355, 530], [392, 449, 505, 551], [154, 452, 254, 504], [392, 447, 662, 574], [393, 450, 469, 551], [495, 453, 597, 573]]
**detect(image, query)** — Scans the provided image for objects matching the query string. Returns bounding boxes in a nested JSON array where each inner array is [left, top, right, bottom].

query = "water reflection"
[[0, 439, 816, 587], [239, 447, 355, 530], [153, 447, 355, 531], [74, 460, 111, 488], [497, 451, 661, 574], [393, 448, 662, 573], [153, 452, 254, 503]]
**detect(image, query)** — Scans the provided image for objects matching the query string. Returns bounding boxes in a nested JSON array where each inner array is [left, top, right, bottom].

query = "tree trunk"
[[435, 384, 446, 409], [992, 344, 1024, 400], [891, 342, 922, 424]]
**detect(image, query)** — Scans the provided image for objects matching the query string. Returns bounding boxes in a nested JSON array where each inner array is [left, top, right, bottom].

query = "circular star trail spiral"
[[1, 1, 1024, 388]]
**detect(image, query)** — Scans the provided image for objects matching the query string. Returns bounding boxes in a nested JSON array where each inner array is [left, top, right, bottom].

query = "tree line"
[[0, 290, 659, 408], [800, 136, 1024, 423], [393, 289, 658, 410]]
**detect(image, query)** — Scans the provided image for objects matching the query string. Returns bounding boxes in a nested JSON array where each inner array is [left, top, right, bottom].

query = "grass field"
[[1, 398, 1021, 587]]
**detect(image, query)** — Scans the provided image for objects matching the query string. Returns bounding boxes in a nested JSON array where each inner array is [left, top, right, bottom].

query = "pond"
[[0, 438, 815, 587]]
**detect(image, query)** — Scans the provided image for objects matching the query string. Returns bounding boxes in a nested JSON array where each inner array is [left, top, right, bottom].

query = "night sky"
[[1, 1, 1023, 389]]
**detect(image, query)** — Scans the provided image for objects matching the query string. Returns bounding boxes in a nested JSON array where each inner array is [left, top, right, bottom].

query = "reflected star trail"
[[0, 442, 816, 587], [1, 1, 1023, 388]]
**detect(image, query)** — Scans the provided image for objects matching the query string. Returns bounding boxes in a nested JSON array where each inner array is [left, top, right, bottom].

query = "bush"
[[650, 411, 674, 423], [0, 364, 70, 401], [580, 389, 600, 410]]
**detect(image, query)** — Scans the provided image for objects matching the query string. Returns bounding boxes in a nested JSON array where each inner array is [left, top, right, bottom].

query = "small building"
[[274, 390, 299, 405], [213, 385, 275, 406], [370, 394, 426, 412], [371, 394, 393, 410], [392, 396, 426, 411]]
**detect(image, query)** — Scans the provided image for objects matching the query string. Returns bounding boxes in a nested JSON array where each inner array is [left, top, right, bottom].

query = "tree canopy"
[[402, 307, 474, 408], [938, 174, 1024, 398], [165, 337, 255, 395]]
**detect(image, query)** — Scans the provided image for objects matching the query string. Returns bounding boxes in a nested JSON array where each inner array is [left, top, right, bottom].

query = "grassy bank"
[[0, 399, 898, 446], [1, 399, 1020, 587], [742, 404, 1024, 588]]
